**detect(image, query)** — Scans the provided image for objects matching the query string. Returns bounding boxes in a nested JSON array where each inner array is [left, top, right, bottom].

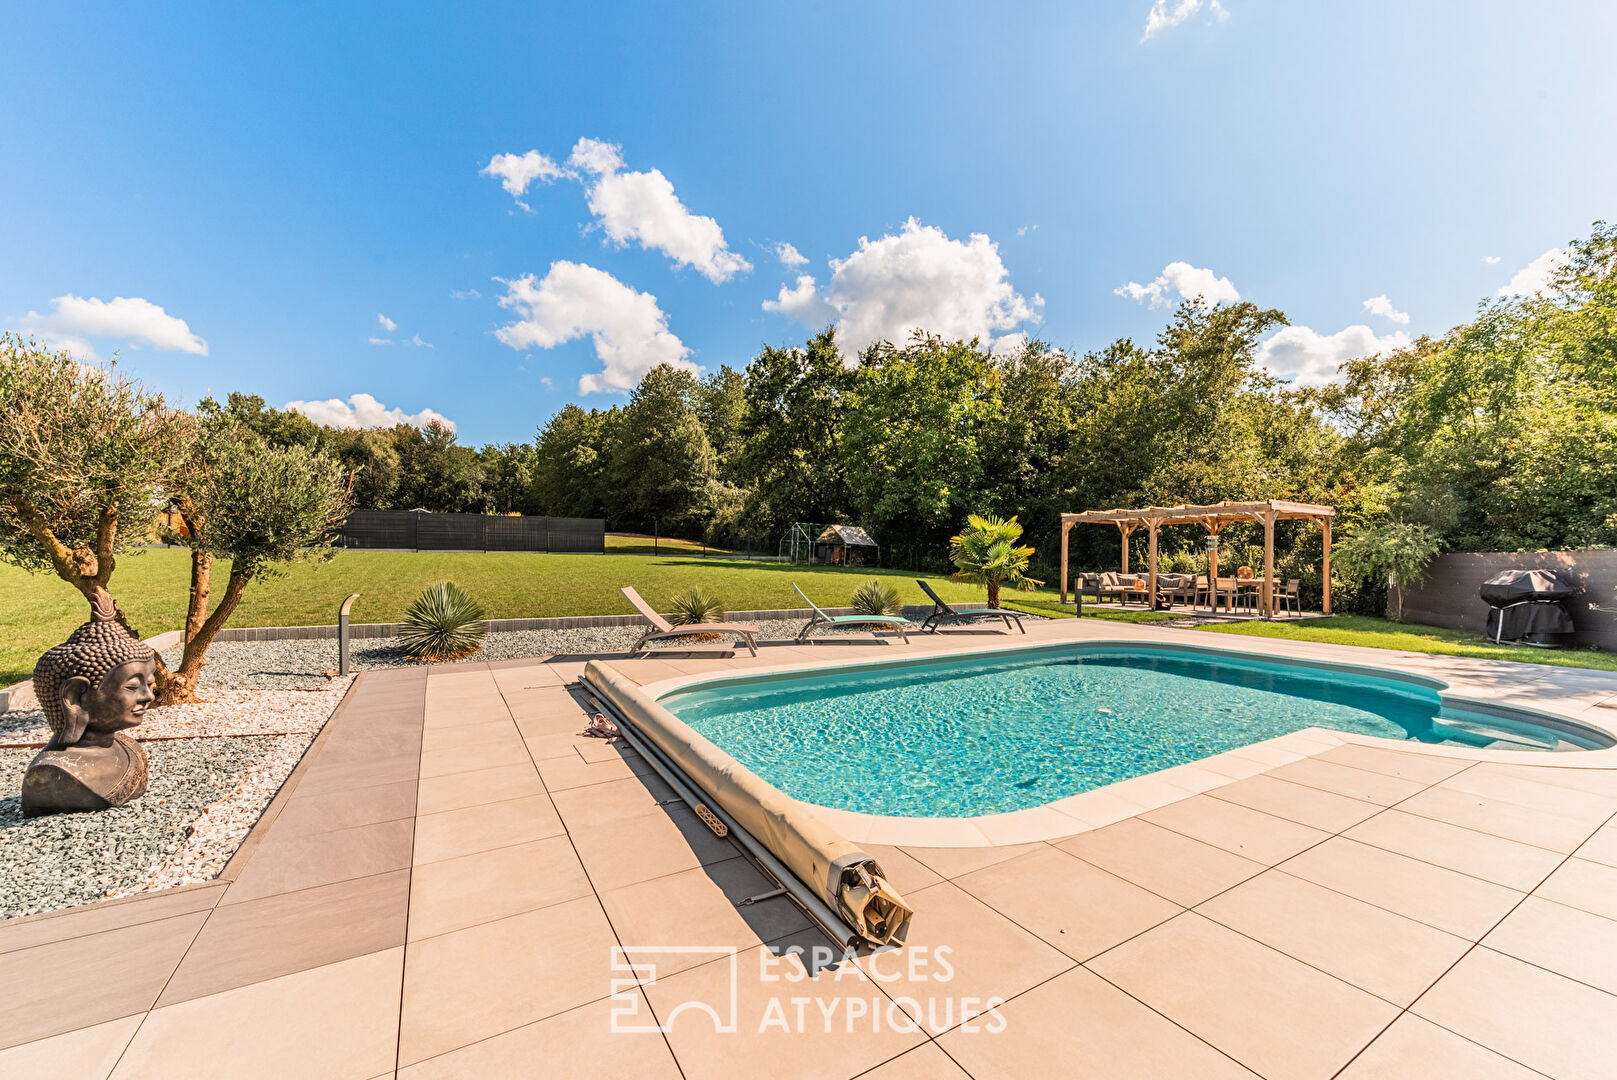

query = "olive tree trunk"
[[158, 556, 253, 706]]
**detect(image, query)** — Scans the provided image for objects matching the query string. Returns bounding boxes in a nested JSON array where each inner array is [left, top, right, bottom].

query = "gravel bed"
[[0, 736, 287, 919], [0, 681, 354, 748], [162, 615, 1045, 689]]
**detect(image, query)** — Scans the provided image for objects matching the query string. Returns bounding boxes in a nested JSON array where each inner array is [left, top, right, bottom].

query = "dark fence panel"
[[337, 510, 605, 554], [1398, 549, 1617, 651]]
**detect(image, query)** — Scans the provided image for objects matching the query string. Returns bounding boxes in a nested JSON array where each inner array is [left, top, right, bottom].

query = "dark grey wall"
[[1398, 550, 1617, 650]]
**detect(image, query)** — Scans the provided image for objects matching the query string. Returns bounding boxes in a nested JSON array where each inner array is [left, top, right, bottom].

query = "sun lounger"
[[620, 586, 758, 656], [914, 579, 1026, 634], [791, 583, 909, 643]]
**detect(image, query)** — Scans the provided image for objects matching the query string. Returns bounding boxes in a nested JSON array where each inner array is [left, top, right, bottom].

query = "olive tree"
[[161, 404, 353, 703], [0, 334, 187, 624]]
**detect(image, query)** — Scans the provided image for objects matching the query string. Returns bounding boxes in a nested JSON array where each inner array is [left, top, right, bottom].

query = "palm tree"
[[948, 514, 1044, 609]]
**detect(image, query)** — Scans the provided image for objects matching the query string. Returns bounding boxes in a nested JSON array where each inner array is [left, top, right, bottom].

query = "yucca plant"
[[849, 578, 903, 617], [398, 581, 487, 661], [665, 586, 725, 640]]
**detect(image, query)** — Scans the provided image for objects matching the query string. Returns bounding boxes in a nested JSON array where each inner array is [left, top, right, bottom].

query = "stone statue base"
[[20, 732, 148, 817]]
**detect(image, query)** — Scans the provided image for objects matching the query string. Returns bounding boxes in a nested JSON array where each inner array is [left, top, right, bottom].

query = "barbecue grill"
[[1479, 568, 1577, 646]]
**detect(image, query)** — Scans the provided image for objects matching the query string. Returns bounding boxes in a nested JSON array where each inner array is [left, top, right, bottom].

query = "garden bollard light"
[[338, 593, 361, 676]]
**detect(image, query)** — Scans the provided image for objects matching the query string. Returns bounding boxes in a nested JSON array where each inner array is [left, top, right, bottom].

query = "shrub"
[[398, 581, 487, 661], [667, 587, 724, 626], [849, 579, 903, 616]]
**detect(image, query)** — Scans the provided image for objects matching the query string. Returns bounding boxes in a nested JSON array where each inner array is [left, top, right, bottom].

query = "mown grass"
[[1195, 614, 1617, 672], [0, 548, 1029, 684]]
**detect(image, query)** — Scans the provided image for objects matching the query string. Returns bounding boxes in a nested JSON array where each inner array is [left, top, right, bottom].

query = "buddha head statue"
[[33, 589, 157, 751]]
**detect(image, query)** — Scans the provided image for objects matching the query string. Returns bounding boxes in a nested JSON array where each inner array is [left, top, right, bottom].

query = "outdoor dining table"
[[1205, 578, 1280, 612]]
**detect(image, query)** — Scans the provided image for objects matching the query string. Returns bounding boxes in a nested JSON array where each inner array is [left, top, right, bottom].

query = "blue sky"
[[3, 1, 1614, 444]]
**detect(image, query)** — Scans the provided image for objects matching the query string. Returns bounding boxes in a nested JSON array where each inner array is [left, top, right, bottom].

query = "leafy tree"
[[608, 364, 720, 532], [533, 404, 617, 517], [948, 513, 1043, 608], [162, 406, 353, 702], [736, 329, 856, 534], [1333, 520, 1442, 620], [0, 335, 187, 626], [391, 421, 483, 512], [696, 364, 749, 483], [842, 334, 1001, 567], [478, 442, 541, 515]]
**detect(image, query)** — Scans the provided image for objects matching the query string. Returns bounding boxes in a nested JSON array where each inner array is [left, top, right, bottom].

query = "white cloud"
[[761, 219, 1040, 357], [480, 150, 565, 199], [377, 313, 396, 332], [16, 294, 208, 360], [1256, 324, 1411, 387], [762, 275, 836, 324], [1498, 247, 1570, 297], [408, 333, 433, 348], [1115, 261, 1240, 308], [1016, 224, 1038, 237], [494, 261, 695, 394], [450, 288, 481, 300], [1361, 294, 1410, 325], [1142, 0, 1228, 42], [992, 331, 1029, 356], [775, 242, 809, 268], [540, 376, 554, 390], [367, 337, 393, 346], [285, 392, 455, 433], [1483, 255, 1502, 265], [567, 138, 751, 284]]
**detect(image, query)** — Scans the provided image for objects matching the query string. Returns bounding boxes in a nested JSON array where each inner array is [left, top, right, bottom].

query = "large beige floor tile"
[[954, 846, 1180, 960], [223, 818, 414, 904], [642, 935, 925, 1080], [112, 947, 403, 1080], [1483, 895, 1617, 995], [1396, 785, 1600, 853], [1489, 762, 1617, 797], [857, 1044, 973, 1079], [398, 895, 619, 1065], [408, 835, 591, 939], [1056, 818, 1264, 906], [549, 774, 678, 827], [1574, 820, 1617, 868], [897, 842, 1043, 880], [0, 1016, 142, 1080], [397, 994, 680, 1079], [414, 762, 544, 815], [1441, 765, 1617, 821], [855, 882, 1073, 1034], [940, 965, 1257, 1080], [1315, 743, 1471, 784], [1088, 912, 1397, 1080], [1335, 1013, 1544, 1080], [567, 805, 740, 893], [1532, 856, 1617, 920], [1263, 757, 1426, 805], [600, 860, 810, 978], [1197, 870, 1470, 1005], [1207, 774, 1383, 832], [1278, 837, 1523, 939], [1142, 794, 1330, 865], [1344, 808, 1564, 891], [417, 735, 530, 779], [860, 844, 944, 895], [411, 793, 563, 865], [1413, 946, 1617, 1080]]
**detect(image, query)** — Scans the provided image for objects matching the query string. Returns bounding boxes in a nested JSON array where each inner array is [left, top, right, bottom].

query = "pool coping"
[[609, 630, 1617, 847]]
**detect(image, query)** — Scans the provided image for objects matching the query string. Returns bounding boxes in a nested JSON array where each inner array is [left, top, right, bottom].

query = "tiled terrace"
[[3, 619, 1616, 1079]]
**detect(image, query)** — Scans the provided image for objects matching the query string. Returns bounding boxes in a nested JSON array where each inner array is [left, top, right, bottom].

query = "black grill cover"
[[1479, 569, 1577, 606], [1486, 602, 1574, 643]]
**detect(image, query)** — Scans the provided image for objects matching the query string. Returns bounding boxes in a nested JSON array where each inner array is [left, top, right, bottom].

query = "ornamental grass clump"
[[849, 579, 903, 617], [666, 586, 725, 640], [398, 581, 487, 661]]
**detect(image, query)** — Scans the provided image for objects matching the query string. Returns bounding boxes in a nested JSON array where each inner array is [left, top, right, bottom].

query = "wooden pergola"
[[1058, 500, 1336, 617]]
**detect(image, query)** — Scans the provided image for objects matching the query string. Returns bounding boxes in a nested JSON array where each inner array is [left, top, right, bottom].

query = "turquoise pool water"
[[659, 645, 1608, 817]]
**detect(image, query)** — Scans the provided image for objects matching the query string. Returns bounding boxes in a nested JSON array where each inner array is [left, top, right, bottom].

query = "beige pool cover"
[[585, 661, 913, 945]]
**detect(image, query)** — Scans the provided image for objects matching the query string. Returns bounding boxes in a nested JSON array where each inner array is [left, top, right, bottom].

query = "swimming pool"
[[659, 643, 1613, 817]]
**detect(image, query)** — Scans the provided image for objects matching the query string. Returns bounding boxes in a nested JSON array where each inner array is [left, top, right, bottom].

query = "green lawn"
[[0, 548, 1035, 685], [1195, 614, 1617, 673]]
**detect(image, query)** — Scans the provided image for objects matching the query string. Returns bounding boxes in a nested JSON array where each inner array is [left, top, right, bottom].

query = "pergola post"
[[1261, 510, 1276, 618], [1118, 522, 1137, 575], [1204, 526, 1222, 612], [1146, 519, 1160, 608], [1321, 516, 1332, 615], [1059, 517, 1073, 604]]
